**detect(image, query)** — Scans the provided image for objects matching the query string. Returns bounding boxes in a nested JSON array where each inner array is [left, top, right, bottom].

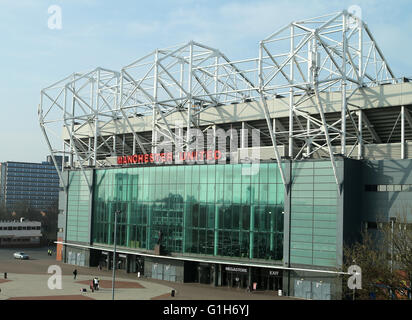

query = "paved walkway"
[[0, 273, 173, 300], [0, 248, 296, 300]]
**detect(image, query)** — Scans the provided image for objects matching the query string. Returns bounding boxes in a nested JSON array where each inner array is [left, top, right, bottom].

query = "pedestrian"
[[73, 269, 78, 280], [94, 277, 100, 291], [93, 277, 97, 290]]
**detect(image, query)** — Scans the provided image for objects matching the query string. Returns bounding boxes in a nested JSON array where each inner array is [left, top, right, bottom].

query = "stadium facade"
[[39, 11, 412, 299]]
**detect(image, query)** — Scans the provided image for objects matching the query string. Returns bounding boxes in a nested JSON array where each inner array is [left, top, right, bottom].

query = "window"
[[365, 221, 378, 229], [366, 184, 412, 192], [402, 185, 412, 192], [394, 185, 402, 192], [377, 185, 387, 192], [365, 185, 378, 192]]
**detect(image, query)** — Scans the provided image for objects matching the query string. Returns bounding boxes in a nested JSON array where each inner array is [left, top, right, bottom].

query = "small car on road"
[[13, 252, 29, 260]]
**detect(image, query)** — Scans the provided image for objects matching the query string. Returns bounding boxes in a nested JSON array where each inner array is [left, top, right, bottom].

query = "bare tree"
[[379, 213, 412, 300], [343, 230, 400, 300]]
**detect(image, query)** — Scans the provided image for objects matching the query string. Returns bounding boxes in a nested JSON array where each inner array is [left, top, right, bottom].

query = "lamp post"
[[112, 210, 121, 300], [390, 217, 396, 274]]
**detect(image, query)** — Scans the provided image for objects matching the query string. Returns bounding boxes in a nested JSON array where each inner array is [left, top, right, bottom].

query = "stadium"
[[39, 11, 412, 299]]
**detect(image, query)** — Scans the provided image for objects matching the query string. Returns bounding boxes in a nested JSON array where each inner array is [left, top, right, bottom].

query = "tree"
[[40, 201, 59, 242], [343, 230, 401, 300], [379, 213, 412, 299], [1, 200, 59, 244], [0, 204, 6, 220]]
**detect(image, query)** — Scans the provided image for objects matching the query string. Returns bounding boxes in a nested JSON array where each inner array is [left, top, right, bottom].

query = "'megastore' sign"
[[117, 150, 223, 165]]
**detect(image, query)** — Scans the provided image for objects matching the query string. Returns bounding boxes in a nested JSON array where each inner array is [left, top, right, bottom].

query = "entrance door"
[[77, 253, 85, 266], [240, 274, 248, 289], [67, 251, 76, 265], [152, 263, 163, 280], [273, 276, 282, 291], [294, 279, 312, 299], [312, 282, 331, 300], [164, 265, 176, 282], [266, 275, 282, 291], [198, 264, 211, 284]]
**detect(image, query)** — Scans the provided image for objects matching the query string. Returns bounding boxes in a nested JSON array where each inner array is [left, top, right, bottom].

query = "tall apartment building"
[[0, 156, 64, 211]]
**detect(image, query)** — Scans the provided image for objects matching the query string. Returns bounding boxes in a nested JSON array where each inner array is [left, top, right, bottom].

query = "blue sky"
[[1, 0, 412, 163]]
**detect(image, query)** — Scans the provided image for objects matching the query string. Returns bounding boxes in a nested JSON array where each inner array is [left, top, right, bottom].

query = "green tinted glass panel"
[[90, 163, 284, 261]]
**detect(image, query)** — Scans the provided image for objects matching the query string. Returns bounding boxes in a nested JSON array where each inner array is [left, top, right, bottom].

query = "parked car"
[[13, 252, 29, 260]]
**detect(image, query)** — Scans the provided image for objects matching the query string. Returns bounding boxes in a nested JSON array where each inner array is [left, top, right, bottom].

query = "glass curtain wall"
[[290, 161, 339, 267], [92, 163, 284, 261]]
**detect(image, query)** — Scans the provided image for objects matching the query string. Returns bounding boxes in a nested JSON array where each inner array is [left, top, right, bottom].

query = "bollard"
[[171, 289, 175, 297], [278, 289, 283, 297], [4, 272, 7, 279]]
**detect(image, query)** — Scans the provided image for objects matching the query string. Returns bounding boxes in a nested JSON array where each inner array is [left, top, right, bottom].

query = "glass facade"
[[290, 161, 339, 267], [91, 163, 284, 261], [0, 160, 60, 210], [67, 171, 92, 243]]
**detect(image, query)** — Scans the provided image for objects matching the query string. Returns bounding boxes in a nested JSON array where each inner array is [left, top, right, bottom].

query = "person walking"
[[73, 269, 78, 280], [94, 277, 100, 291]]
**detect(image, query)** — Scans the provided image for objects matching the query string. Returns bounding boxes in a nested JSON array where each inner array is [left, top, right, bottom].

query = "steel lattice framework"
[[39, 11, 397, 190]]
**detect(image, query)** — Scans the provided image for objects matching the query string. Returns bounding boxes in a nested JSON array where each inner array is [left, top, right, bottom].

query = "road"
[[0, 246, 54, 261]]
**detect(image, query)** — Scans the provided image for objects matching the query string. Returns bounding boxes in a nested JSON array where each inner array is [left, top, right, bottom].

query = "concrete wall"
[[361, 159, 412, 223]]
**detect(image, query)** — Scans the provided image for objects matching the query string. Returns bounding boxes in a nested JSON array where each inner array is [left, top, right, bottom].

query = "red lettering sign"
[[117, 150, 223, 166]]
